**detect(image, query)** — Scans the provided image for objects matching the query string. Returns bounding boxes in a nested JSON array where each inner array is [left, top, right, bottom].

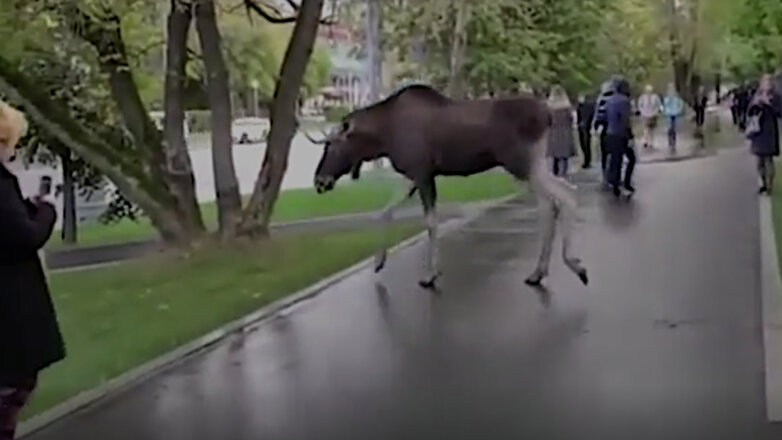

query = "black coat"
[[0, 163, 65, 386], [576, 99, 596, 129], [748, 92, 782, 157]]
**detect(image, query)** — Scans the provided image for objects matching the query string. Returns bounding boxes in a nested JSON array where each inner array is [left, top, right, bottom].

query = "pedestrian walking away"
[[576, 93, 596, 169], [662, 84, 684, 154], [747, 74, 782, 195], [693, 85, 708, 140], [592, 79, 617, 185], [637, 84, 662, 149], [729, 86, 741, 126], [604, 76, 636, 197], [546, 85, 576, 177], [0, 100, 66, 440], [737, 81, 751, 131]]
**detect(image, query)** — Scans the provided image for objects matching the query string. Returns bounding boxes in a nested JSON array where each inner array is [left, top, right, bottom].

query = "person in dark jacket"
[[592, 79, 616, 177], [576, 94, 595, 169], [0, 101, 65, 440], [604, 76, 636, 197], [729, 86, 741, 126], [737, 82, 751, 131], [693, 85, 708, 139], [748, 74, 782, 195]]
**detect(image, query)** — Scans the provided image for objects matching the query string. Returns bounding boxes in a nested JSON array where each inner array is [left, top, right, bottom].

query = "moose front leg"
[[374, 181, 418, 272], [418, 178, 440, 289]]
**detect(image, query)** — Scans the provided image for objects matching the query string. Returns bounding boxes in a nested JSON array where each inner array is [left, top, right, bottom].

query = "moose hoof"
[[577, 269, 589, 286], [374, 252, 387, 273], [419, 272, 440, 290], [525, 272, 545, 287]]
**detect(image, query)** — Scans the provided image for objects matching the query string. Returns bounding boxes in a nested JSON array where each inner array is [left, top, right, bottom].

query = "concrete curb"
[[18, 194, 516, 438], [759, 196, 782, 422]]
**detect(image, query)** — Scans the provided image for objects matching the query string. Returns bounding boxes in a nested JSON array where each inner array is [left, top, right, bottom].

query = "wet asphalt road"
[[28, 150, 782, 439]]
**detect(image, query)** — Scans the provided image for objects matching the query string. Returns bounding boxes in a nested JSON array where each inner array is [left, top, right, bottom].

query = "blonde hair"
[[0, 99, 28, 153], [547, 85, 571, 109]]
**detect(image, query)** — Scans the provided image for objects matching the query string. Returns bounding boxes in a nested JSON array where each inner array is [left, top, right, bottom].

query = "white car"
[[148, 111, 190, 138], [232, 117, 270, 144]]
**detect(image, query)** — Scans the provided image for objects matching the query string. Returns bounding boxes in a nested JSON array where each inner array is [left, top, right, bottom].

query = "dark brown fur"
[[313, 84, 586, 289], [315, 84, 550, 190]]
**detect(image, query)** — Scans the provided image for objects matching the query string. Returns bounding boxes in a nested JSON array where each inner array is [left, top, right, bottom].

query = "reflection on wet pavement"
[[28, 152, 782, 440]]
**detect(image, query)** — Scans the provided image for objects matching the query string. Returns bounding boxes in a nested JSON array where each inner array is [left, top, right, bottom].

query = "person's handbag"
[[745, 113, 761, 138]]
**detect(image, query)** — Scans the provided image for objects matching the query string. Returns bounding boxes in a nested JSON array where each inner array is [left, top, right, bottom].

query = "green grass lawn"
[[26, 223, 423, 419], [51, 171, 518, 248], [772, 164, 782, 275]]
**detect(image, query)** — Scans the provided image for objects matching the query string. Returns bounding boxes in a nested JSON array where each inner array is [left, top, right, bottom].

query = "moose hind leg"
[[499, 150, 557, 286], [526, 195, 556, 286], [536, 166, 589, 285], [418, 179, 440, 289], [375, 182, 418, 273]]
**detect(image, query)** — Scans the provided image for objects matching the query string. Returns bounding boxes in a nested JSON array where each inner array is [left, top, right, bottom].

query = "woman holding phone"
[[747, 74, 782, 195], [0, 100, 65, 440]]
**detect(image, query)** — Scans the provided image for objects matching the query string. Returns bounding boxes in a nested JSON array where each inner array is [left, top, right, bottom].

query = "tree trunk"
[[366, 0, 384, 169], [165, 0, 205, 236], [667, 0, 697, 106], [366, 0, 382, 103], [60, 150, 77, 245], [194, 0, 243, 240], [240, 0, 325, 235], [447, 0, 469, 99], [715, 72, 721, 103], [62, 5, 205, 244]]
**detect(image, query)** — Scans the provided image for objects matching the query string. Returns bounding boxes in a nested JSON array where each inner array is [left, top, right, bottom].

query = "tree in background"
[[17, 47, 127, 245], [383, 0, 609, 96], [194, 0, 242, 240], [240, 0, 327, 235], [596, 0, 669, 94], [219, 7, 331, 115], [0, 0, 204, 244], [0, 0, 332, 245]]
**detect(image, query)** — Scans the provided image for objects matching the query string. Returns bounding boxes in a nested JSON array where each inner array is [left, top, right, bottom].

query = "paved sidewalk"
[[25, 148, 782, 439]]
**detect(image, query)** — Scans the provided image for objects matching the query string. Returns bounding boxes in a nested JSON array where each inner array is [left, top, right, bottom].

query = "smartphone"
[[38, 175, 52, 197]]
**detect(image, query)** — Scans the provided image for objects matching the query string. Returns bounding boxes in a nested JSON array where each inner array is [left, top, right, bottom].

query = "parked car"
[[232, 117, 270, 144]]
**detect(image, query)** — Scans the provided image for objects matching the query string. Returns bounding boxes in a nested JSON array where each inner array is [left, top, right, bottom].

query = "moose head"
[[309, 114, 381, 193]]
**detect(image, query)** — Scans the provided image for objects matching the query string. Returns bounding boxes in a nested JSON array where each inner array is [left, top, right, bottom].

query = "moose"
[[308, 84, 588, 289]]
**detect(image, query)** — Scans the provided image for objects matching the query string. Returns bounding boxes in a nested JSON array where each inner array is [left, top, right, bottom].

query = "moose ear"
[[350, 162, 362, 180]]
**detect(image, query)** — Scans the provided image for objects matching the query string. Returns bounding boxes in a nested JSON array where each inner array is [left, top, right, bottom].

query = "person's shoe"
[[624, 183, 636, 194], [759, 186, 768, 194], [612, 185, 621, 197]]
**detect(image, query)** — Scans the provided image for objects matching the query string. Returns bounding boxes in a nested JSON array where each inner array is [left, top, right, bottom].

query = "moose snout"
[[314, 175, 335, 194]]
